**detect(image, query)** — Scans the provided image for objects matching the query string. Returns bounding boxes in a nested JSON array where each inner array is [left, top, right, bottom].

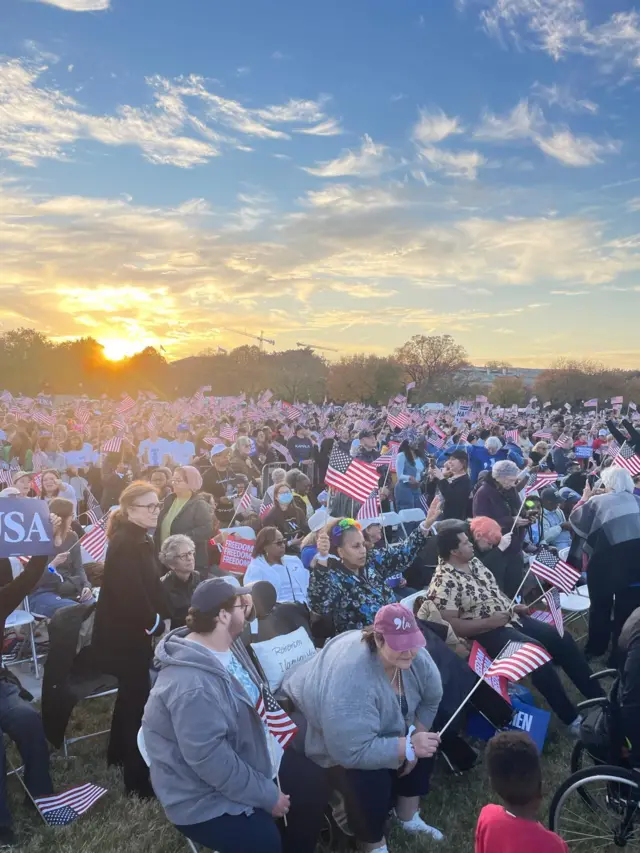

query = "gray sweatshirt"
[[142, 630, 279, 826], [281, 630, 442, 770]]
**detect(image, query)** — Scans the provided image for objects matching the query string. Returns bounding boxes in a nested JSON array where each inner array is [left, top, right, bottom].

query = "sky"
[[1, 0, 640, 367]]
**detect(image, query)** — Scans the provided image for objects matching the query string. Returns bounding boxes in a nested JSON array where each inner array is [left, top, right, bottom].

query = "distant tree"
[[394, 334, 469, 400], [270, 348, 328, 402], [491, 376, 526, 407], [327, 355, 404, 404], [485, 360, 513, 374]]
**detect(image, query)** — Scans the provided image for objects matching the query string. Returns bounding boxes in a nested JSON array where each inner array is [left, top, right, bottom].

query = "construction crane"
[[296, 341, 338, 353], [219, 328, 276, 351]]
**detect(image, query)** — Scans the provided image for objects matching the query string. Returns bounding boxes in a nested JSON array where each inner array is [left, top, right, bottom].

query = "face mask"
[[278, 493, 293, 507]]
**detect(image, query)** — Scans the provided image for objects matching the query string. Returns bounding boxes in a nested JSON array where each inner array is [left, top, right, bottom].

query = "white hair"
[[601, 466, 635, 494], [271, 467, 286, 484], [492, 459, 520, 480], [485, 436, 502, 454], [159, 534, 196, 567], [0, 487, 20, 497]]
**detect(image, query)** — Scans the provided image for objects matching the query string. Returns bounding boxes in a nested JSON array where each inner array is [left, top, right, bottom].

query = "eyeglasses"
[[273, 539, 286, 546], [132, 503, 161, 513], [176, 551, 195, 560]]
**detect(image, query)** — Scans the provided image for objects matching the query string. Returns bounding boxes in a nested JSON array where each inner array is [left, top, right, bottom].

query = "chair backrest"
[[137, 728, 151, 768], [9, 558, 30, 614], [220, 526, 256, 541], [380, 511, 402, 527], [398, 508, 426, 523], [400, 590, 427, 614]]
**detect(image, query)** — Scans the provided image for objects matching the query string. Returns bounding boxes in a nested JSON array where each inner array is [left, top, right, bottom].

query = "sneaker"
[[0, 827, 18, 848], [568, 715, 583, 738], [395, 810, 444, 841]]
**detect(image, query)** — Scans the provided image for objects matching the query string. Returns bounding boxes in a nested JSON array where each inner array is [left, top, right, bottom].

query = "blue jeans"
[[394, 481, 423, 512], [178, 811, 282, 853], [0, 680, 53, 827], [28, 591, 79, 618]]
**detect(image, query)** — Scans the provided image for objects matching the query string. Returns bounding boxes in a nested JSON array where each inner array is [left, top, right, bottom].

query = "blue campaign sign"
[[0, 498, 54, 558], [466, 697, 551, 753]]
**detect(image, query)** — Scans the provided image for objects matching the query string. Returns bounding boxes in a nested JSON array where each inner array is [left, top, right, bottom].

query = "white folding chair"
[[221, 526, 256, 541], [62, 687, 118, 757], [397, 508, 426, 525], [399, 590, 427, 614], [4, 559, 45, 679], [137, 729, 200, 853], [559, 584, 590, 638]]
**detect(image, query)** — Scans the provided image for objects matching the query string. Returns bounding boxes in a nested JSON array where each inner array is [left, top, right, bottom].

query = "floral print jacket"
[[308, 525, 428, 635]]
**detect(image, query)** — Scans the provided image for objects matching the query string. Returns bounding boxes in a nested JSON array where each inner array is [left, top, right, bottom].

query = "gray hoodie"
[[142, 629, 279, 826]]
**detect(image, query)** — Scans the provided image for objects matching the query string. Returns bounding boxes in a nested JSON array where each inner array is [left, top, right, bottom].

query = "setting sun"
[[101, 339, 144, 362]]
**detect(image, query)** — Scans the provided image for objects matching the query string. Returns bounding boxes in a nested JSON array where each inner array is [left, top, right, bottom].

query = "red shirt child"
[[475, 731, 568, 853]]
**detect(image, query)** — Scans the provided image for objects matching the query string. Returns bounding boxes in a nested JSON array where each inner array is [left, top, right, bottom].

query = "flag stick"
[[6, 753, 48, 824], [438, 641, 511, 736], [509, 492, 529, 534], [267, 738, 287, 827], [509, 566, 531, 605]]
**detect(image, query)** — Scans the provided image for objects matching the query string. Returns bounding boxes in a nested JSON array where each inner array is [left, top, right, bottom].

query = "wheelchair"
[[549, 668, 640, 850]]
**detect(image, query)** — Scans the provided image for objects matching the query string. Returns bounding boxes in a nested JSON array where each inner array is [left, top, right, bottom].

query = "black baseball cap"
[[539, 487, 561, 503], [191, 578, 252, 613], [359, 429, 374, 439]]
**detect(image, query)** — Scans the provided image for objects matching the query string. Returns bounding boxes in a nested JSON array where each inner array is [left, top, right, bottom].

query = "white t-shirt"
[[168, 439, 195, 466], [244, 555, 310, 605], [138, 438, 170, 467], [65, 446, 94, 469]]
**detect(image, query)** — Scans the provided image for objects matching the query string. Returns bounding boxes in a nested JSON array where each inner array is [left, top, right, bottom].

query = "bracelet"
[[405, 725, 416, 762]]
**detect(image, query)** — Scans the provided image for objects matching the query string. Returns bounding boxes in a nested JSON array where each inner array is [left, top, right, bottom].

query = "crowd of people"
[[0, 388, 639, 851]]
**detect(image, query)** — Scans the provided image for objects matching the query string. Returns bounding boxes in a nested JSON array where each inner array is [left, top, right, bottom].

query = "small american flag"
[[0, 470, 15, 488], [31, 472, 43, 495], [604, 440, 620, 458], [458, 430, 469, 443], [259, 493, 273, 519], [35, 782, 107, 826], [115, 394, 136, 415], [326, 457, 379, 504], [584, 398, 598, 408], [79, 511, 111, 561], [533, 429, 553, 440], [102, 436, 123, 454], [530, 609, 554, 625], [484, 640, 551, 682], [544, 588, 564, 637], [630, 402, 637, 412], [387, 412, 411, 430], [111, 418, 126, 432], [32, 411, 56, 427], [75, 407, 91, 426], [255, 684, 298, 748], [611, 395, 623, 406], [475, 395, 488, 404], [406, 381, 416, 392], [202, 435, 219, 447], [220, 425, 237, 443], [271, 441, 294, 465], [524, 472, 558, 496], [259, 390, 274, 404], [553, 434, 573, 450], [505, 429, 519, 444], [428, 432, 445, 449], [373, 445, 399, 468], [357, 492, 382, 522], [613, 442, 640, 477], [283, 403, 303, 423], [530, 546, 580, 595], [236, 489, 252, 513]]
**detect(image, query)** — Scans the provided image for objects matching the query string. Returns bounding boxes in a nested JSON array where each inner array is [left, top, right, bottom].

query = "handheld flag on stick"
[[34, 783, 107, 826], [543, 588, 564, 637], [613, 442, 640, 477], [255, 684, 298, 748], [530, 546, 580, 595]]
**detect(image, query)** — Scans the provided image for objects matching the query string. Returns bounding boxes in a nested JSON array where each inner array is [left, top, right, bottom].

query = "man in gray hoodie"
[[142, 577, 328, 853]]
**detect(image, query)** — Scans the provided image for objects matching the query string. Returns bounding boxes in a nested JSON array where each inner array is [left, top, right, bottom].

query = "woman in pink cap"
[[282, 602, 443, 853]]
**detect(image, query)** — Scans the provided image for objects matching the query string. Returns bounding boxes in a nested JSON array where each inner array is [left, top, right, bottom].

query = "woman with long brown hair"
[[91, 481, 168, 797]]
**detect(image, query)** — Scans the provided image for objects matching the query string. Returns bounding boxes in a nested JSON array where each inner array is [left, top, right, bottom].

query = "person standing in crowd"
[[202, 446, 244, 526], [159, 534, 201, 630], [570, 466, 640, 663], [28, 497, 93, 617], [282, 603, 444, 850], [142, 578, 329, 853], [265, 467, 287, 503], [286, 424, 314, 467], [285, 469, 315, 519], [1, 431, 33, 471], [40, 468, 77, 511], [155, 466, 213, 574], [138, 426, 170, 471], [244, 527, 310, 605], [354, 429, 379, 464], [464, 435, 524, 484], [430, 449, 472, 521], [91, 481, 168, 798], [394, 439, 425, 514], [428, 521, 603, 732], [475, 731, 569, 853], [472, 460, 530, 598], [11, 471, 32, 498], [230, 437, 262, 487], [150, 467, 173, 502], [167, 425, 196, 468], [261, 484, 308, 550], [63, 431, 94, 473]]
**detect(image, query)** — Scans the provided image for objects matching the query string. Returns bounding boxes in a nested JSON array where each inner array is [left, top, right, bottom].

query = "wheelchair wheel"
[[549, 764, 640, 850]]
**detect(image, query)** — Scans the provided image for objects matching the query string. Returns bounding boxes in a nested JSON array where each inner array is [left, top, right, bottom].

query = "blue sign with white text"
[[0, 498, 54, 558]]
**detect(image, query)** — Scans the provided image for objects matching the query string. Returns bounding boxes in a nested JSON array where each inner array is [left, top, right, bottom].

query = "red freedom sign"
[[219, 536, 254, 574]]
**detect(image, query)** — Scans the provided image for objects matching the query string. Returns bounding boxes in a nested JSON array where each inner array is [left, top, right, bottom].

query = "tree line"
[[1, 328, 638, 407]]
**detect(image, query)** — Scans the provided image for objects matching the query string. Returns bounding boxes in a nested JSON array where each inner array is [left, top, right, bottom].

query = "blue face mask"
[[278, 492, 293, 506]]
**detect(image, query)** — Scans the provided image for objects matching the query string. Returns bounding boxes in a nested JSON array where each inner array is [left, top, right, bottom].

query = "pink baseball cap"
[[373, 603, 426, 652]]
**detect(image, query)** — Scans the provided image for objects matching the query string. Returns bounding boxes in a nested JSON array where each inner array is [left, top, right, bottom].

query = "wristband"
[[405, 725, 416, 762], [145, 613, 160, 636]]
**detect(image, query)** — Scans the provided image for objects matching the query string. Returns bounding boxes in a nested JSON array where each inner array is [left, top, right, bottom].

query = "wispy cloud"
[[32, 0, 110, 9], [295, 118, 343, 136], [302, 134, 394, 178], [416, 146, 486, 180], [412, 108, 463, 144], [0, 59, 342, 167], [474, 98, 619, 167], [532, 82, 598, 114]]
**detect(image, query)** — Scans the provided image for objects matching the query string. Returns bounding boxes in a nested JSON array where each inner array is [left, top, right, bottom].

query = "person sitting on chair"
[[159, 534, 201, 630]]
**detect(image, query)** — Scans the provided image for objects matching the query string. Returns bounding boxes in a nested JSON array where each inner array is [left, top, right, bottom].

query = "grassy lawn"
[[5, 692, 578, 853]]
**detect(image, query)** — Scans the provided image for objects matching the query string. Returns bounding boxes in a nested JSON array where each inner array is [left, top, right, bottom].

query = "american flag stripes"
[[0, 469, 15, 488], [255, 684, 298, 748], [387, 412, 411, 430], [427, 432, 445, 450], [530, 546, 581, 594], [530, 609, 554, 625], [357, 492, 382, 522], [505, 429, 519, 444], [584, 398, 598, 408], [613, 442, 640, 477], [220, 424, 237, 443], [270, 441, 294, 465], [484, 641, 551, 682], [373, 445, 399, 468], [533, 429, 553, 440], [282, 403, 303, 423], [326, 458, 380, 504], [553, 434, 573, 450], [75, 407, 91, 425], [611, 395, 623, 405], [31, 472, 43, 495], [79, 511, 111, 561], [604, 440, 620, 458], [524, 472, 558, 495], [35, 783, 107, 826], [111, 418, 126, 432], [236, 489, 253, 513], [543, 587, 564, 637], [102, 436, 123, 454], [202, 435, 219, 446], [259, 493, 273, 519], [32, 411, 56, 427], [115, 394, 136, 415]]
